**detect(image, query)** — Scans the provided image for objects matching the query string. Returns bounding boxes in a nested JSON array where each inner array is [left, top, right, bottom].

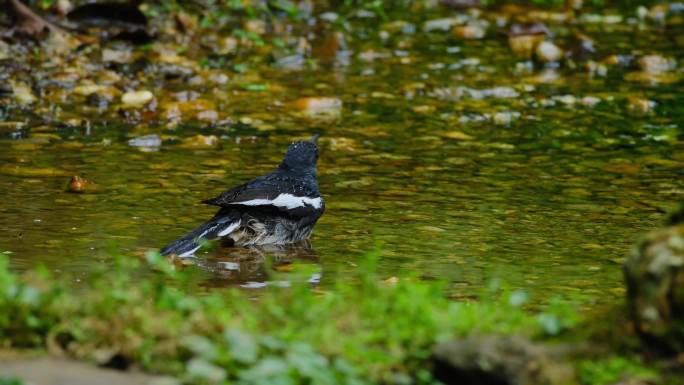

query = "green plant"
[[578, 356, 659, 385], [0, 250, 582, 384], [0, 378, 24, 385]]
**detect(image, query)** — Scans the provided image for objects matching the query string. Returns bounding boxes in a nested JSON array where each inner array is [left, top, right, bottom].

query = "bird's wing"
[[202, 175, 323, 214]]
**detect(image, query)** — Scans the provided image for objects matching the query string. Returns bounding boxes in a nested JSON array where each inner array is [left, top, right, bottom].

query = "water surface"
[[1, 10, 683, 304]]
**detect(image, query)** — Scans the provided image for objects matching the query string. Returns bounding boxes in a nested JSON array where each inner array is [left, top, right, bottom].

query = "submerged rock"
[[179, 135, 220, 149], [624, 55, 679, 84], [442, 0, 482, 9], [101, 48, 133, 64], [424, 17, 467, 32], [128, 134, 161, 148], [196, 110, 219, 123], [627, 96, 656, 115], [509, 35, 544, 59], [453, 21, 487, 40], [638, 55, 676, 74], [11, 82, 36, 105], [294, 97, 342, 111], [86, 92, 112, 110], [624, 211, 684, 354], [507, 23, 549, 59], [432, 336, 576, 385], [441, 131, 474, 140], [536, 41, 563, 63], [430, 86, 519, 101], [293, 97, 342, 118], [121, 90, 153, 107], [492, 111, 521, 125]]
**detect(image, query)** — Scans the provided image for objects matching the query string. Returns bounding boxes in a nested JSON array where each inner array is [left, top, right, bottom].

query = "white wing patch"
[[178, 245, 201, 258], [217, 221, 241, 236], [234, 193, 322, 210]]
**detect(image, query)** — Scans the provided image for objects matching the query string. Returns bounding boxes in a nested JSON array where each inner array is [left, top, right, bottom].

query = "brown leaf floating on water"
[[67, 175, 89, 193]]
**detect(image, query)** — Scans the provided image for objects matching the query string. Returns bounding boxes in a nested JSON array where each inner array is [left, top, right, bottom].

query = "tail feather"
[[160, 216, 240, 257]]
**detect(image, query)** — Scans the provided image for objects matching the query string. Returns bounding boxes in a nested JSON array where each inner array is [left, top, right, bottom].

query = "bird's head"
[[280, 134, 320, 174]]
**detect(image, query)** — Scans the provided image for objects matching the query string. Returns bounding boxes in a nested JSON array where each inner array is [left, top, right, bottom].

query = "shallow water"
[[1, 10, 683, 303]]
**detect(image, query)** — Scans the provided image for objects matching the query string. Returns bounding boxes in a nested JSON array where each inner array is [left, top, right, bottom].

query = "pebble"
[[554, 95, 577, 105], [535, 41, 563, 63], [412, 105, 436, 114], [11, 82, 36, 105], [424, 17, 467, 32], [180, 135, 220, 149], [128, 134, 162, 148], [219, 37, 238, 54], [507, 23, 550, 37], [530, 68, 562, 84], [0, 121, 26, 131], [319, 12, 339, 22], [441, 131, 474, 140], [42, 32, 77, 56], [567, 0, 583, 9], [580, 96, 601, 107], [101, 48, 133, 63], [0, 41, 9, 60], [508, 35, 544, 59], [647, 4, 668, 22], [73, 84, 106, 97], [294, 97, 342, 112], [197, 110, 219, 123], [121, 90, 154, 107], [209, 73, 229, 85], [244, 19, 266, 34], [453, 22, 487, 39], [430, 86, 519, 101], [492, 111, 520, 125], [371, 92, 395, 99], [636, 6, 649, 19], [175, 11, 197, 33], [585, 61, 608, 77], [638, 55, 676, 74], [627, 96, 656, 114], [86, 93, 112, 110]]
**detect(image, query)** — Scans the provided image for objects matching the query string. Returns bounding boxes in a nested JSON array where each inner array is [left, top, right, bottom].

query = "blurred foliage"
[[0, 378, 24, 385], [578, 356, 659, 385], [0, 250, 582, 384]]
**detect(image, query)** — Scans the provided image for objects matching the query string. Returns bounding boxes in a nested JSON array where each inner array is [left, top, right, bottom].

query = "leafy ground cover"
[[0, 250, 670, 385]]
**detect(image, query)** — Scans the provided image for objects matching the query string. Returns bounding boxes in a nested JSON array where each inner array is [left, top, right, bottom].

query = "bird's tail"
[[160, 214, 241, 257]]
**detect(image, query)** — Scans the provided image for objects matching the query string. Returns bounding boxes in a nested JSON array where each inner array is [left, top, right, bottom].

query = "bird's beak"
[[311, 133, 320, 145]]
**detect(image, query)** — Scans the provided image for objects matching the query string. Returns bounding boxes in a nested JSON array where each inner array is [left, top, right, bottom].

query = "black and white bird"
[[160, 136, 324, 257]]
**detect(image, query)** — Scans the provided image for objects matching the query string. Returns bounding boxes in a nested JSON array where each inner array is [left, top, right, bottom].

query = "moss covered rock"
[[431, 336, 576, 385], [624, 217, 684, 354]]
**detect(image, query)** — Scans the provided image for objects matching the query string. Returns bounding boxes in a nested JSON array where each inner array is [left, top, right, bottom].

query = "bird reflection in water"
[[166, 240, 321, 289]]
